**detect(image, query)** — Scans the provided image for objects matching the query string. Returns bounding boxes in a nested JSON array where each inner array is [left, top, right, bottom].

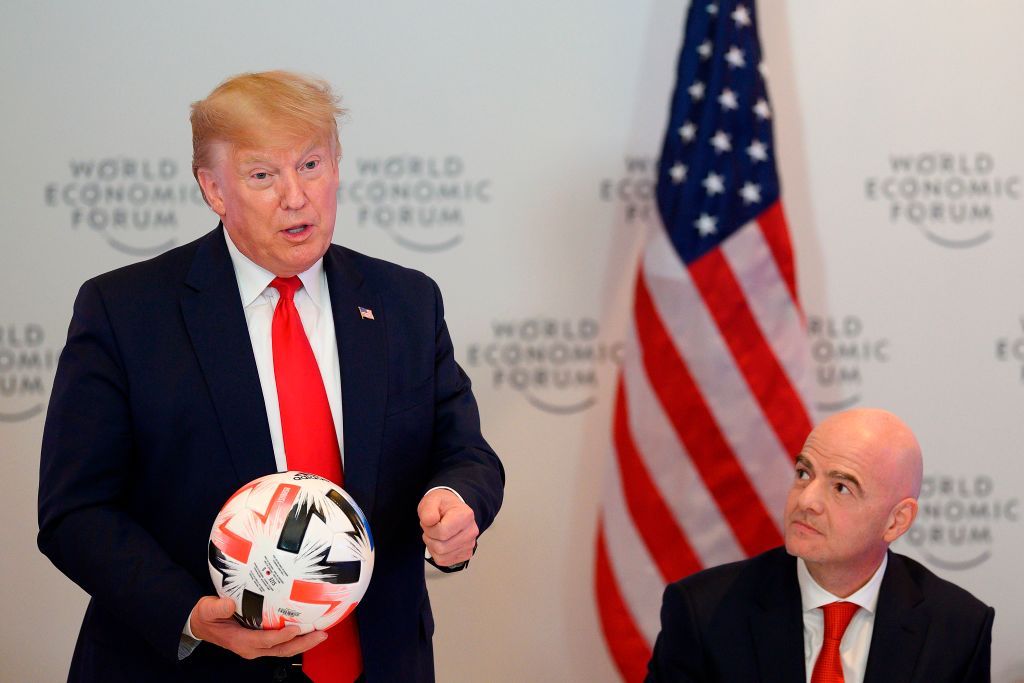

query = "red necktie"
[[270, 276, 362, 683], [810, 601, 860, 683]]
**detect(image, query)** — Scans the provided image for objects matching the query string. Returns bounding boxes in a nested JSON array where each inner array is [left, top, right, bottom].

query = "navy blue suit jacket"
[[646, 547, 993, 683], [38, 226, 504, 682]]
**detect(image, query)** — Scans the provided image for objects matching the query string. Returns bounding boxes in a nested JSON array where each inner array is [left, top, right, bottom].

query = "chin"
[[784, 535, 816, 559]]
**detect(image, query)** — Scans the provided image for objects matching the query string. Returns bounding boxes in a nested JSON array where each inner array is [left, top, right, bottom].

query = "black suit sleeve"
[[962, 606, 994, 683], [37, 280, 204, 662], [646, 581, 705, 682], [422, 278, 504, 535]]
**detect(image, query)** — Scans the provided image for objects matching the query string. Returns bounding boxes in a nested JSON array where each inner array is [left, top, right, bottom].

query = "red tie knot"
[[271, 276, 302, 301], [821, 601, 860, 642]]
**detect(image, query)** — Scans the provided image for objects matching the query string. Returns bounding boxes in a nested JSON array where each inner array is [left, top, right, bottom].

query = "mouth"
[[789, 519, 822, 535], [281, 223, 313, 238]]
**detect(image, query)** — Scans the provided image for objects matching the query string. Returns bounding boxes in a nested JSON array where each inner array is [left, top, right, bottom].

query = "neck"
[[805, 550, 886, 598]]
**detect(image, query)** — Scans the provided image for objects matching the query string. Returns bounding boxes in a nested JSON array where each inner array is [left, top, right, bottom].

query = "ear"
[[882, 497, 918, 543], [196, 167, 227, 217]]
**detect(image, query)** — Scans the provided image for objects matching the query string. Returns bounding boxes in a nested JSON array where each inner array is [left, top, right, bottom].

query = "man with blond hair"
[[39, 71, 504, 682], [646, 408, 993, 682]]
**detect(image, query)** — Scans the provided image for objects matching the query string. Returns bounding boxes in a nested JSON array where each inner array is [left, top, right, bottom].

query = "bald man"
[[646, 408, 993, 683]]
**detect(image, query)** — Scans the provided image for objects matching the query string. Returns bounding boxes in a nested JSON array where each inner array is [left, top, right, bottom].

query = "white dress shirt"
[[798, 554, 888, 683], [224, 233, 344, 470]]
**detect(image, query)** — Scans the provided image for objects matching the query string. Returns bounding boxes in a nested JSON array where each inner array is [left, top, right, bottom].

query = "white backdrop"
[[2, 1, 1022, 681]]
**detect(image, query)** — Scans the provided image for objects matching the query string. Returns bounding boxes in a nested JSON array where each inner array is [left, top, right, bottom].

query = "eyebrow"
[[795, 455, 863, 493], [237, 144, 328, 167], [237, 154, 276, 167], [828, 470, 863, 493]]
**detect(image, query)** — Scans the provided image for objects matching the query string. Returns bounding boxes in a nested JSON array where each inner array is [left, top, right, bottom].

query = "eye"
[[252, 171, 269, 180], [834, 482, 851, 495], [303, 159, 320, 171], [795, 468, 810, 481]]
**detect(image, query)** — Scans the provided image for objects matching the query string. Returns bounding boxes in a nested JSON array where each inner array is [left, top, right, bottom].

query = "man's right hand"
[[189, 596, 327, 659]]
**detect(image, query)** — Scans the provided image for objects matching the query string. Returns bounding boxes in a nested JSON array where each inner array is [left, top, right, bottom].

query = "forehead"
[[216, 135, 333, 167], [798, 423, 880, 489]]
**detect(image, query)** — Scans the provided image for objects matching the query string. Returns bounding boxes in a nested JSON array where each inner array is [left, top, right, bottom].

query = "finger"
[[417, 498, 442, 528], [263, 630, 329, 658], [199, 596, 237, 621], [424, 523, 477, 556], [249, 625, 304, 649], [225, 625, 306, 659], [423, 507, 473, 542]]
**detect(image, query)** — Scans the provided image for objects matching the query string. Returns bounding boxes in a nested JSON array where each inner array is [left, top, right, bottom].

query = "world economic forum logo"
[[0, 323, 58, 423], [864, 152, 1020, 249], [45, 157, 205, 257], [994, 317, 1024, 384], [338, 155, 491, 253], [464, 317, 623, 415], [807, 314, 890, 412], [901, 473, 1019, 571], [599, 156, 658, 224]]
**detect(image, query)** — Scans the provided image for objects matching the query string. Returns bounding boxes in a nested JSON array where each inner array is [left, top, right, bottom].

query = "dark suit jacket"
[[38, 226, 504, 682], [646, 547, 993, 683]]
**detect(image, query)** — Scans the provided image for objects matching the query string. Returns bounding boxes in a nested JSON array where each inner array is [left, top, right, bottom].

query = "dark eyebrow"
[[795, 454, 813, 470], [828, 470, 863, 494]]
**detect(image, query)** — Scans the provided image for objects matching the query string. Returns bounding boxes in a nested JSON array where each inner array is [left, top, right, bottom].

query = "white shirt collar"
[[797, 552, 888, 615], [223, 228, 325, 309]]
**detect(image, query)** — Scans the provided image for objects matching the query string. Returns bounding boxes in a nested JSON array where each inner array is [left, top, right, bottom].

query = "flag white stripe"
[[623, 321, 746, 568], [642, 229, 793, 527], [722, 222, 814, 416], [601, 452, 667, 645]]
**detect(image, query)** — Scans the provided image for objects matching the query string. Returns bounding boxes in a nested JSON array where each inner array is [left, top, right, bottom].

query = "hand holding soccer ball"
[[207, 471, 374, 633]]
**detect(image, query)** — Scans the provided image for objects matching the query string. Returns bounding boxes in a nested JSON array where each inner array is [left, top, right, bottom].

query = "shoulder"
[[667, 547, 793, 614], [889, 552, 992, 622], [330, 244, 432, 286], [88, 229, 210, 294], [327, 243, 440, 307]]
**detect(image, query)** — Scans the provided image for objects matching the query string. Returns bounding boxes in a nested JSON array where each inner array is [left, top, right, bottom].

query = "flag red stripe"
[[634, 275, 783, 556], [613, 377, 703, 583], [595, 522, 652, 683], [688, 248, 811, 458], [755, 201, 799, 307]]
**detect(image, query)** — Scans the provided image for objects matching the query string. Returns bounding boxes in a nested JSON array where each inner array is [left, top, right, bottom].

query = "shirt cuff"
[[178, 605, 202, 660], [425, 485, 465, 505]]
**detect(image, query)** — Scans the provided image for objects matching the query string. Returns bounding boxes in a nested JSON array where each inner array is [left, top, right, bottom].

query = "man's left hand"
[[417, 489, 479, 568]]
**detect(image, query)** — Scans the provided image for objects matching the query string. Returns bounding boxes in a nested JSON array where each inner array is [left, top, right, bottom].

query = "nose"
[[278, 169, 308, 211], [796, 478, 825, 515]]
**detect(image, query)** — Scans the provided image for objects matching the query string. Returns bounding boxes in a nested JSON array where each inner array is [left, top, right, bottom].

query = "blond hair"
[[190, 70, 345, 179]]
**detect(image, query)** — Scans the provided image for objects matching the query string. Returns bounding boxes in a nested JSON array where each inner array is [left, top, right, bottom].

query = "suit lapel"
[[751, 550, 806, 683], [324, 245, 386, 521], [181, 226, 276, 485], [863, 552, 928, 683]]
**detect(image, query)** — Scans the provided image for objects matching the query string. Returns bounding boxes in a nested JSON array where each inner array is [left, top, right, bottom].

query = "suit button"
[[272, 664, 289, 681]]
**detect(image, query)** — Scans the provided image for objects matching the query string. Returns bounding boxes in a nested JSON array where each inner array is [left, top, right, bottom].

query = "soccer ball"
[[208, 471, 374, 632]]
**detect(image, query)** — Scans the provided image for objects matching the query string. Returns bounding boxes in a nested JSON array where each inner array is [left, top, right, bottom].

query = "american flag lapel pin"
[[358, 306, 375, 320]]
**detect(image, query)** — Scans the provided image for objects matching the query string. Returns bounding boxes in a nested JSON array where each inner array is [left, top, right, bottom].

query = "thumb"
[[202, 595, 237, 620], [418, 496, 442, 528]]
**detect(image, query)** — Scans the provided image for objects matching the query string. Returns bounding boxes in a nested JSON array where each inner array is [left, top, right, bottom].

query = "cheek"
[[783, 486, 802, 514]]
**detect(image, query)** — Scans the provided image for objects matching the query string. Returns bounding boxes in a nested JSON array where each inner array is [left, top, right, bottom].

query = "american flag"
[[594, 2, 814, 679]]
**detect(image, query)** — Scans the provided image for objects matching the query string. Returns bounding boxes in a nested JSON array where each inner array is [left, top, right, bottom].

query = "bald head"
[[812, 408, 922, 503], [784, 407, 924, 595]]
